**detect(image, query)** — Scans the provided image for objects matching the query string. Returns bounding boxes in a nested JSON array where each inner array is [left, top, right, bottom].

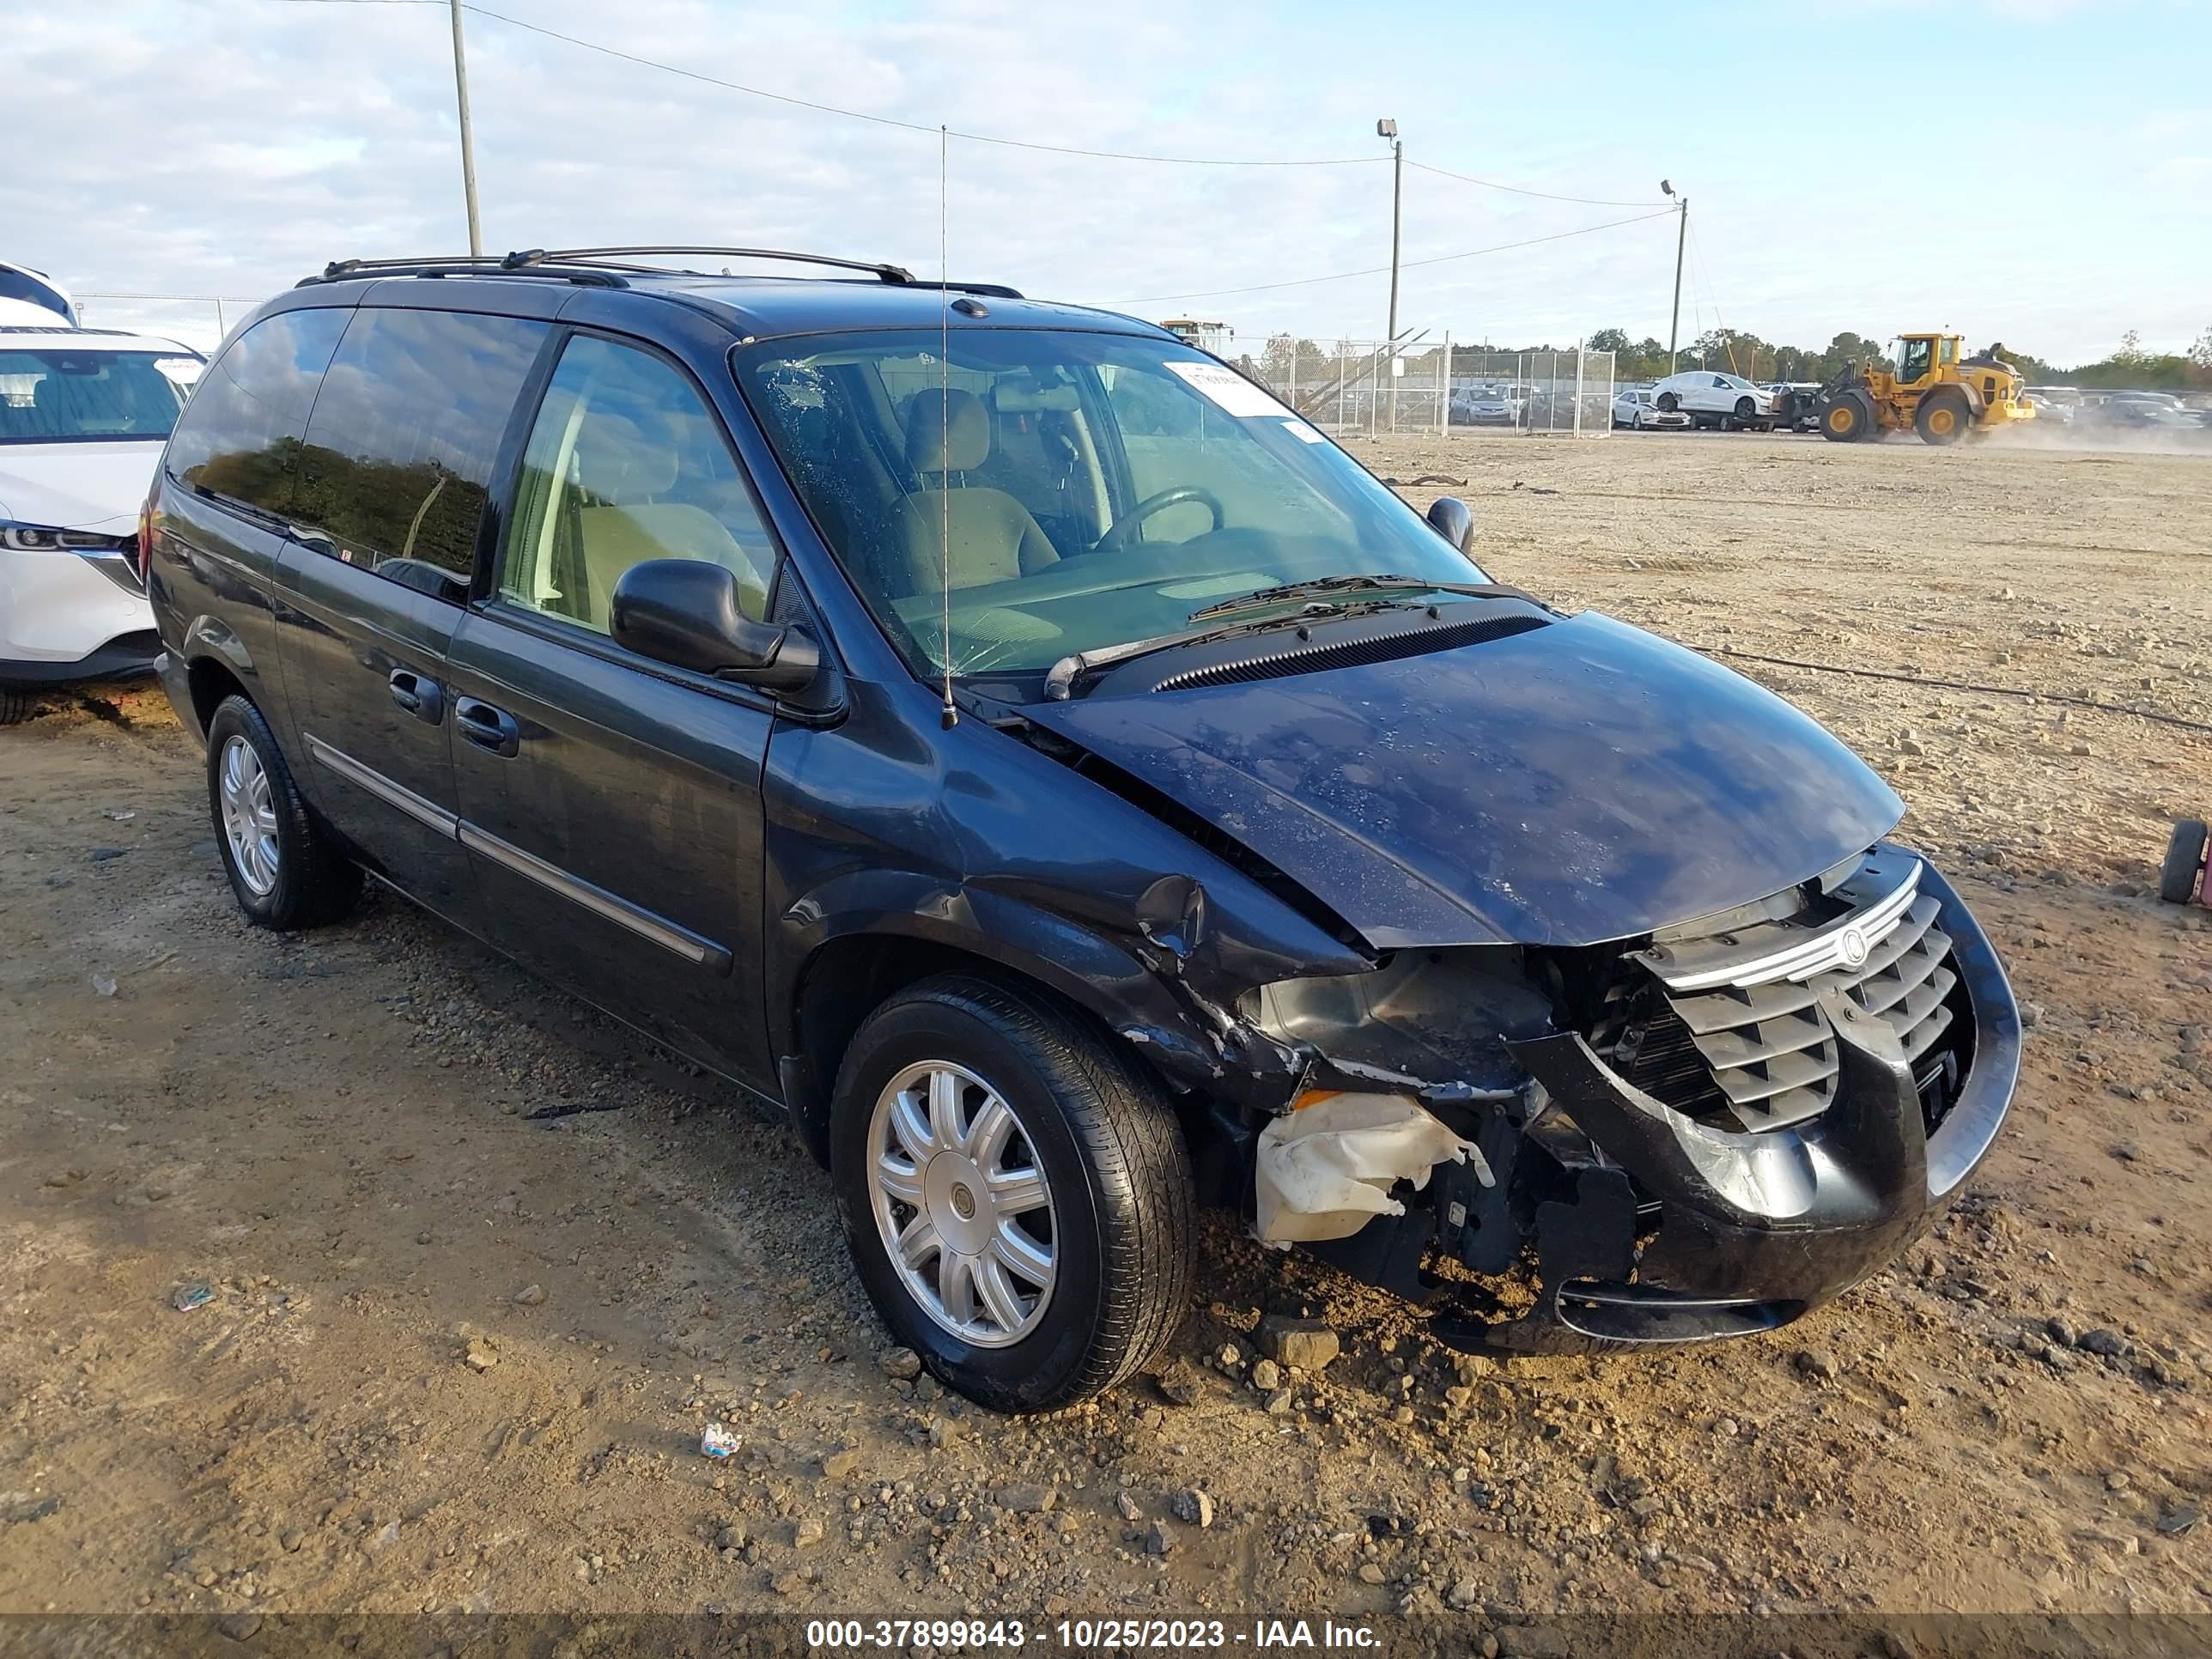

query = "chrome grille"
[[1595, 851, 1966, 1133]]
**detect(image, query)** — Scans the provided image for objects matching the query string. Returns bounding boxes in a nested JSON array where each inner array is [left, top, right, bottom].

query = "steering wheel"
[[1090, 486, 1225, 554]]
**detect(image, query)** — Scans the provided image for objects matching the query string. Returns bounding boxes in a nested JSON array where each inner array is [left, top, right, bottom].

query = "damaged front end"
[[1223, 845, 2023, 1352]]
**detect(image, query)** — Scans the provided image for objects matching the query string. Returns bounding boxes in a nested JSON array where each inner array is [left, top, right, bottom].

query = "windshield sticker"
[[1280, 419, 1327, 443], [155, 358, 204, 383], [1164, 361, 1291, 418]]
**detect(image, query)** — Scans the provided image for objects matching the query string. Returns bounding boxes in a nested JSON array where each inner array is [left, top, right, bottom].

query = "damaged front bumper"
[[1243, 860, 2021, 1353]]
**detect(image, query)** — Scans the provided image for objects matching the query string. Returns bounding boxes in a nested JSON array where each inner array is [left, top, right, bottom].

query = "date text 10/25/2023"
[[805, 1619, 1382, 1650]]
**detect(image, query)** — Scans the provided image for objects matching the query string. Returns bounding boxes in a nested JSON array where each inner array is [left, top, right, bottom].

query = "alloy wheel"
[[866, 1060, 1057, 1347], [217, 733, 280, 896]]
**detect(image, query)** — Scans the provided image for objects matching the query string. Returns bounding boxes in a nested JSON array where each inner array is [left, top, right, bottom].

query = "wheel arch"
[[179, 617, 263, 737], [773, 876, 1231, 1168]]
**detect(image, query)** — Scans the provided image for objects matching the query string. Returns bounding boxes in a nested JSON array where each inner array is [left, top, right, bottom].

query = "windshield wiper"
[[1042, 608, 1399, 702], [1185, 573, 1538, 623]]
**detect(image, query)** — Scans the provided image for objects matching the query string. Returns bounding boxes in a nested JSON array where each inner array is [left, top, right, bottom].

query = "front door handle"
[[388, 667, 444, 725], [455, 696, 520, 757]]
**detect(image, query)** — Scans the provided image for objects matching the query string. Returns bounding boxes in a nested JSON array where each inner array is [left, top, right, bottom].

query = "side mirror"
[[1425, 495, 1474, 555], [609, 559, 819, 694]]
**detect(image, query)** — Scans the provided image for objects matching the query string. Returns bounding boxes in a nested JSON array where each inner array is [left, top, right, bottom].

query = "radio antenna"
[[937, 123, 957, 731]]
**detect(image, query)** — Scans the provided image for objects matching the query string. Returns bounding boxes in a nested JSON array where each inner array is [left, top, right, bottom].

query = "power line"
[[1404, 159, 1668, 210], [275, 0, 1387, 167], [1115, 209, 1676, 304]]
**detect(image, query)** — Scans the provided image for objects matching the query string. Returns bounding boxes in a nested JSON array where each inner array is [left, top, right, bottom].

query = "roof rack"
[[300, 246, 920, 289]]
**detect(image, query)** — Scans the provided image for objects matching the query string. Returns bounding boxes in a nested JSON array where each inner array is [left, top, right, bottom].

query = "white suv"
[[1650, 370, 1773, 430], [0, 319, 203, 720]]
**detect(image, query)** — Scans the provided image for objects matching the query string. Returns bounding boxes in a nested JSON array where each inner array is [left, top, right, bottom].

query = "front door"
[[445, 330, 781, 1086], [273, 305, 551, 920]]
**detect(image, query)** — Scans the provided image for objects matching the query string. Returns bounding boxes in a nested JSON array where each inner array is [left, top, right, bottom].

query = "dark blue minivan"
[[146, 248, 2020, 1410]]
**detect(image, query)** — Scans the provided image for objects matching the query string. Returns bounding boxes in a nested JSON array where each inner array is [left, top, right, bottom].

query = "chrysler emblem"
[[1838, 927, 1869, 969]]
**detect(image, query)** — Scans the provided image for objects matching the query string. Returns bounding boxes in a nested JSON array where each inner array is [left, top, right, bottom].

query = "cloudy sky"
[[11, 0, 2208, 362]]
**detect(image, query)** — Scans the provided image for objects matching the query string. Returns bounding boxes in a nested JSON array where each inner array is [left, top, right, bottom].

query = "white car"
[[0, 259, 77, 326], [1, 319, 204, 720], [1650, 370, 1773, 429], [1611, 386, 1691, 431]]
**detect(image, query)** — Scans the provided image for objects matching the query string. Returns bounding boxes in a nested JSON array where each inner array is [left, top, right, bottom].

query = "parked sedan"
[[1452, 384, 1525, 427], [1650, 370, 1773, 430], [1611, 387, 1689, 431], [2087, 396, 2203, 434]]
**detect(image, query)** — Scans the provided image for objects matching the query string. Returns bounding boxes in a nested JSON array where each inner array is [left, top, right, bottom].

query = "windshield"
[[0, 348, 198, 443], [733, 328, 1490, 685]]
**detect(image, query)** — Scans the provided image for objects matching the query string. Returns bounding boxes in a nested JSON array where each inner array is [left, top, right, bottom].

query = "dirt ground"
[[3, 429, 2210, 1649]]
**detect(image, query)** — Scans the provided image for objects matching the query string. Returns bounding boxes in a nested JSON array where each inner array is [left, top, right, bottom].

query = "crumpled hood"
[[0, 441, 163, 533], [1021, 610, 1903, 951]]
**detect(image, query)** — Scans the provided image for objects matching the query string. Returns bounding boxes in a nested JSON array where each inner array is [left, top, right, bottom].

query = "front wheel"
[[830, 975, 1195, 1412], [2161, 819, 2209, 904], [204, 694, 362, 930], [0, 685, 35, 726]]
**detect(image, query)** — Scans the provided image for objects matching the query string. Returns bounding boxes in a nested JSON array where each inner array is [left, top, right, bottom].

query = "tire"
[[0, 685, 35, 726], [1916, 387, 1972, 447], [1656, 391, 1680, 413], [830, 973, 1196, 1413], [1820, 392, 1874, 442], [2161, 819, 2209, 905], [1734, 396, 1757, 424], [204, 694, 362, 930]]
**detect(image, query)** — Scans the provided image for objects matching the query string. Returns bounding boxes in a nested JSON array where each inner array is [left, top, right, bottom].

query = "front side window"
[[735, 329, 1489, 686], [290, 308, 549, 599], [0, 349, 200, 444], [1897, 339, 1933, 382], [500, 334, 775, 635], [163, 308, 349, 518]]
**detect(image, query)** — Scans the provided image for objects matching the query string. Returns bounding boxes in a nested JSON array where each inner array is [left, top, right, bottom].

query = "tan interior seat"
[[569, 426, 769, 629], [891, 388, 1058, 597]]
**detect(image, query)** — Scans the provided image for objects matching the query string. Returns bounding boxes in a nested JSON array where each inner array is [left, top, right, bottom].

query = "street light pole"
[[1377, 118, 1401, 343], [1662, 179, 1686, 374], [449, 0, 483, 258]]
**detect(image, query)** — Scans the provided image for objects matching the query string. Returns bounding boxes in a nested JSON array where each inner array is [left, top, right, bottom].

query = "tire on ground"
[[1915, 386, 1972, 447], [204, 692, 362, 930], [830, 972, 1196, 1413], [1820, 392, 1874, 443], [2160, 819, 2209, 905], [0, 685, 35, 726]]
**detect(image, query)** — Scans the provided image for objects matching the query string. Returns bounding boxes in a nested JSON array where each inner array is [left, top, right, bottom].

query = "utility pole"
[[450, 0, 483, 257], [1377, 119, 1401, 343], [1661, 179, 1686, 373]]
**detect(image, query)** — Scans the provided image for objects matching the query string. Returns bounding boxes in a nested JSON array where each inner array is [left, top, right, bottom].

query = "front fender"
[[772, 866, 1242, 1097]]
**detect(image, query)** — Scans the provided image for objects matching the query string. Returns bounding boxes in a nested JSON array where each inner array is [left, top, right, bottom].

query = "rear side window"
[[290, 308, 549, 600], [164, 308, 349, 518]]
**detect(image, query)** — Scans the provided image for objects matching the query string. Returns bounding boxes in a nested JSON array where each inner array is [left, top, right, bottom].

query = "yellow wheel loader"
[[1815, 333, 2037, 446]]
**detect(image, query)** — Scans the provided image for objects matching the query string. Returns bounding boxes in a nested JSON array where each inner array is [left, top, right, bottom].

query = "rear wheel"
[[2161, 819, 2209, 904], [204, 694, 362, 930], [0, 685, 35, 726], [1916, 386, 1972, 446], [1656, 391, 1680, 413], [830, 974, 1195, 1412]]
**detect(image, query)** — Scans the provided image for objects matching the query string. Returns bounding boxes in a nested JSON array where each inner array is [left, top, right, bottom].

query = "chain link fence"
[[1251, 337, 1616, 438]]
